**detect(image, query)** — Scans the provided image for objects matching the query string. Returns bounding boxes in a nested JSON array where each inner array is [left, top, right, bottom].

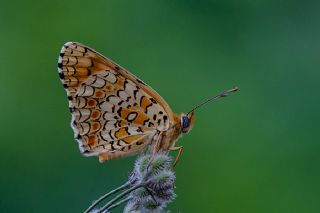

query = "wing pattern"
[[58, 42, 170, 161]]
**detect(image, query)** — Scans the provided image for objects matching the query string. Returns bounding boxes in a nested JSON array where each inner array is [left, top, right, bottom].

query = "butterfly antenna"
[[187, 86, 239, 115]]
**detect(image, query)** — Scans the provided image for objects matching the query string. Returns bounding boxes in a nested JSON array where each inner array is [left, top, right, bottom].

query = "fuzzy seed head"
[[125, 152, 176, 212]]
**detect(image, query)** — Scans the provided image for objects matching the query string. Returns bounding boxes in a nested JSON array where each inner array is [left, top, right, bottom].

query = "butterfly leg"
[[152, 131, 163, 155], [170, 146, 183, 169], [146, 132, 164, 170]]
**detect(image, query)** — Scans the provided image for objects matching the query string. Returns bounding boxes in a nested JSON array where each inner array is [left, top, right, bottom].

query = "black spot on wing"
[[133, 88, 139, 100], [136, 79, 146, 85], [139, 96, 147, 107], [145, 103, 153, 113], [143, 118, 150, 126], [106, 95, 116, 101], [123, 80, 129, 90], [150, 98, 157, 104], [125, 127, 130, 135], [117, 107, 123, 116], [82, 150, 90, 154], [163, 115, 168, 123], [136, 141, 143, 145], [109, 130, 114, 140], [110, 142, 116, 151], [90, 75, 98, 86], [117, 90, 124, 97], [126, 96, 131, 102]]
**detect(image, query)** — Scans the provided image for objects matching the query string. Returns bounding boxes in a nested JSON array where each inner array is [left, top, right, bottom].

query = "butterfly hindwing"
[[58, 42, 173, 161]]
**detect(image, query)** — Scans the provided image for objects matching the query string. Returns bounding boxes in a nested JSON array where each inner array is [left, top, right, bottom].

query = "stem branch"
[[98, 184, 144, 213], [84, 182, 130, 213], [105, 197, 131, 212]]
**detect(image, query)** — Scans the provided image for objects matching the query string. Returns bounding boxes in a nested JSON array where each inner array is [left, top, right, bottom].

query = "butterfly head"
[[181, 111, 195, 134]]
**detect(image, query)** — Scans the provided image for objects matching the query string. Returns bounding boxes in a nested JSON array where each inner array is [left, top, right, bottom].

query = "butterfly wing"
[[58, 42, 174, 162]]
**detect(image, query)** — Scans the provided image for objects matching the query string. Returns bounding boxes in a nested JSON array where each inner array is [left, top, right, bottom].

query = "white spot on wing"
[[108, 96, 121, 105], [119, 91, 129, 100], [105, 72, 117, 83], [77, 85, 94, 96], [100, 101, 114, 112], [127, 112, 137, 121]]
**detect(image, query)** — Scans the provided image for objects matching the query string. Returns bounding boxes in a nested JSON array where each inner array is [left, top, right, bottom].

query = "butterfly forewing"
[[58, 42, 174, 161]]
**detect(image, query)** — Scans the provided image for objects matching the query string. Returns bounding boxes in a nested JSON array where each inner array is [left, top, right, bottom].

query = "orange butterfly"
[[58, 42, 237, 165]]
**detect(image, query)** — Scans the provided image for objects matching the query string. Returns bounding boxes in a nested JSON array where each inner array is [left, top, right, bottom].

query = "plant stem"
[[105, 196, 131, 212], [84, 182, 130, 213], [98, 184, 144, 213]]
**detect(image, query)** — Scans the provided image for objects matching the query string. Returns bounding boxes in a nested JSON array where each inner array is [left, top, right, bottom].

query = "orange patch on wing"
[[91, 57, 109, 71], [95, 90, 104, 98], [116, 76, 125, 88], [140, 96, 152, 112], [98, 153, 109, 163], [115, 127, 129, 139], [119, 120, 128, 126], [92, 122, 100, 131], [98, 152, 122, 163], [73, 67, 90, 76], [132, 112, 149, 125], [87, 99, 96, 107], [105, 84, 114, 91], [87, 135, 97, 145], [123, 135, 141, 144], [91, 110, 100, 119]]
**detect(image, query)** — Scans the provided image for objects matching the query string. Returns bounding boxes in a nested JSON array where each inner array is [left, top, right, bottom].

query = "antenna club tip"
[[230, 86, 239, 92], [188, 86, 238, 113]]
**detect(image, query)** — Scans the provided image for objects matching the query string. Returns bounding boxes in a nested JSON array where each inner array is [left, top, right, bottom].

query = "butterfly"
[[57, 42, 237, 165]]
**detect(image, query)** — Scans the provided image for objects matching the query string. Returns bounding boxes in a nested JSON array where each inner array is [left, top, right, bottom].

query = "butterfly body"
[[58, 42, 194, 163]]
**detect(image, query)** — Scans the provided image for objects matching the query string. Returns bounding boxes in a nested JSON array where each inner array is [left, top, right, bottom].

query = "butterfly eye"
[[182, 116, 190, 129]]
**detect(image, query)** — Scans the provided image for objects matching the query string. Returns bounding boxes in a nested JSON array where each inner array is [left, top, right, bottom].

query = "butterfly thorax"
[[156, 114, 183, 152]]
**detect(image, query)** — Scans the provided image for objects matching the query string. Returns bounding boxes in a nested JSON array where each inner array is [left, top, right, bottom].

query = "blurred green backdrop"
[[1, 0, 320, 212]]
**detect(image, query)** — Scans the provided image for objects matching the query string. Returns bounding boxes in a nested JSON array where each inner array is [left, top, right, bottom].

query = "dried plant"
[[85, 152, 176, 213]]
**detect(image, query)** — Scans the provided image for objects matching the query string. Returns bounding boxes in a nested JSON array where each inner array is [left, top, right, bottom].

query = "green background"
[[1, 0, 319, 212]]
